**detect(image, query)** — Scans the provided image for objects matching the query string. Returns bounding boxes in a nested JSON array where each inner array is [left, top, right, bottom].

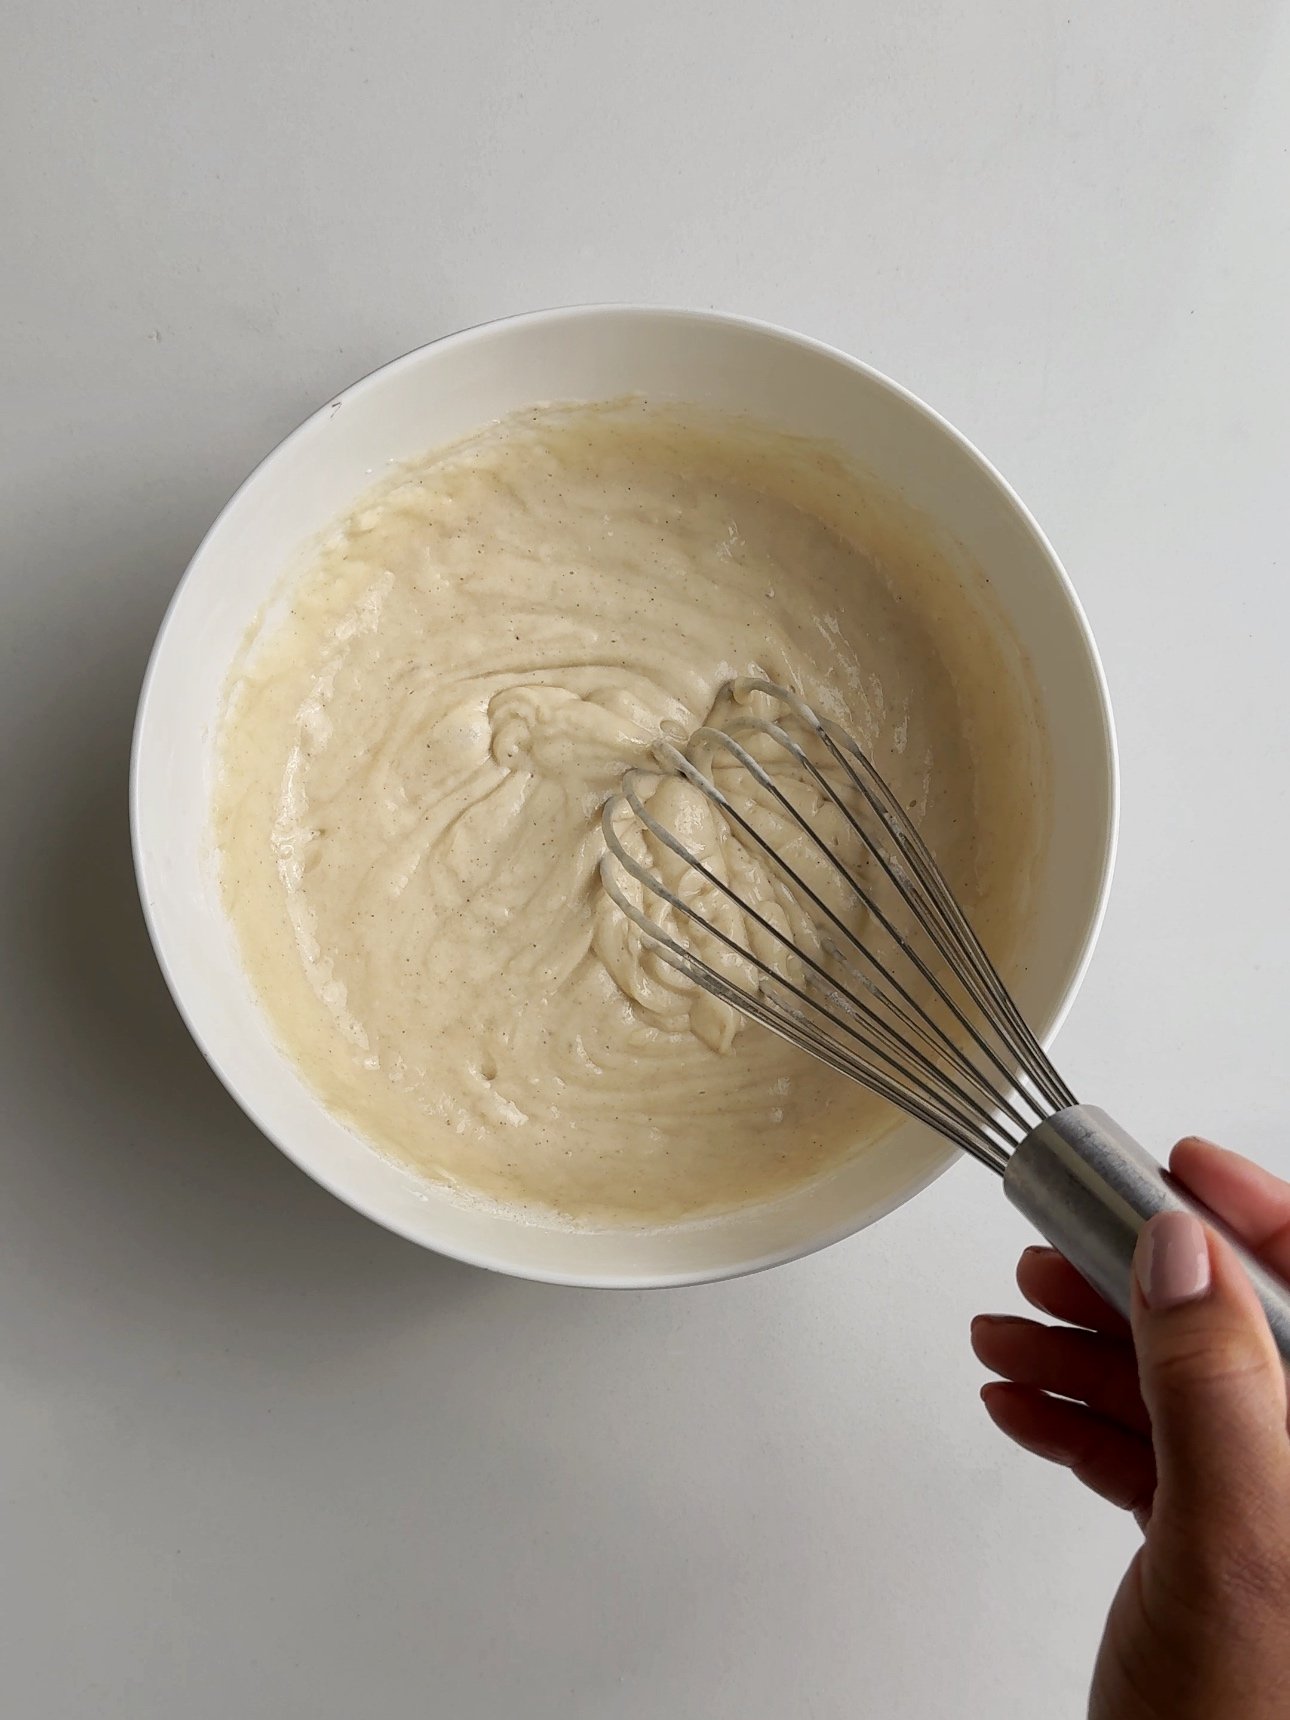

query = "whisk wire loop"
[[599, 678, 1074, 1175]]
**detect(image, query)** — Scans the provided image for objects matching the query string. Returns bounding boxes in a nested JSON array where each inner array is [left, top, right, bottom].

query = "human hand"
[[971, 1137, 1290, 1720]]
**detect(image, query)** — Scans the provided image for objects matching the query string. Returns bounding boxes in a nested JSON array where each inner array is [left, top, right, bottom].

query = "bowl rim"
[[130, 303, 1120, 1287]]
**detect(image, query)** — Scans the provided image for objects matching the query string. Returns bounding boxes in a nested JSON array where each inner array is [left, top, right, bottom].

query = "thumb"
[[1132, 1210, 1289, 1533]]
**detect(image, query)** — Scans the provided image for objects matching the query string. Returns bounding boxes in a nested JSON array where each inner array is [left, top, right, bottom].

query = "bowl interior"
[[132, 308, 1116, 1285]]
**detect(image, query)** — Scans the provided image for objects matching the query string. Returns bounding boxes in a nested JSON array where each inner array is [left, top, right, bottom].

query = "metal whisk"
[[601, 677, 1290, 1357]]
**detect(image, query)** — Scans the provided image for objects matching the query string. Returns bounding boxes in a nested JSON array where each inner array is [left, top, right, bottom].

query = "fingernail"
[[1135, 1212, 1211, 1309]]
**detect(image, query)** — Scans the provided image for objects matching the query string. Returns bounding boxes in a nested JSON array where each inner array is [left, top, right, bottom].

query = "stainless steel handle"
[[1003, 1104, 1290, 1365]]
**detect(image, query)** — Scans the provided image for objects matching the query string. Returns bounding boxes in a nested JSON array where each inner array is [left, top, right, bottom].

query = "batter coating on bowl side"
[[215, 402, 1045, 1224]]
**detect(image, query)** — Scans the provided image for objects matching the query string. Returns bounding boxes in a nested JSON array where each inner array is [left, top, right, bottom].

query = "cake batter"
[[215, 402, 1045, 1224]]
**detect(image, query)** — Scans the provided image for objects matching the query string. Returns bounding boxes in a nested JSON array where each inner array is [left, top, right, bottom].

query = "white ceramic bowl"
[[132, 306, 1117, 1286]]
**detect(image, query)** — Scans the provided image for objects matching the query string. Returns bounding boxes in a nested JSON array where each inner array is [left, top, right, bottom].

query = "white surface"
[[3, 3, 1288, 1714], [133, 305, 1115, 1286]]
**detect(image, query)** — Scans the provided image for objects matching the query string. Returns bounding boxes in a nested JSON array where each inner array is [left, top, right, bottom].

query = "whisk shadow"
[[7, 592, 479, 1359]]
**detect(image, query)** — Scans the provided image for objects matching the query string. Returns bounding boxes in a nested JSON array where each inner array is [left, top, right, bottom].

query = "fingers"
[[971, 1314, 1150, 1434], [1170, 1136, 1290, 1278], [981, 1382, 1157, 1520], [1131, 1212, 1290, 1538], [981, 1141, 1290, 1544], [1015, 1245, 1130, 1337], [973, 1307, 1155, 1518]]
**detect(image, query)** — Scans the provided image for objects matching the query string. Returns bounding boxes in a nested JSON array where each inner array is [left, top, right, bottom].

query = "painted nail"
[[1135, 1211, 1211, 1310]]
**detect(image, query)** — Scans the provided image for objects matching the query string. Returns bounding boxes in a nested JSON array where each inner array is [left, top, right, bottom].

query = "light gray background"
[[4, 3, 1289, 1715]]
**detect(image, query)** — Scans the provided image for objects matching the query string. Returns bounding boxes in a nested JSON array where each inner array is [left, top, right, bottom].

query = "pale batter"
[[215, 402, 1045, 1224]]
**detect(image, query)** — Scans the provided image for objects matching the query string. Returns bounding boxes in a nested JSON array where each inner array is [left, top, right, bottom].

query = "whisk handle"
[[1003, 1104, 1290, 1365]]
